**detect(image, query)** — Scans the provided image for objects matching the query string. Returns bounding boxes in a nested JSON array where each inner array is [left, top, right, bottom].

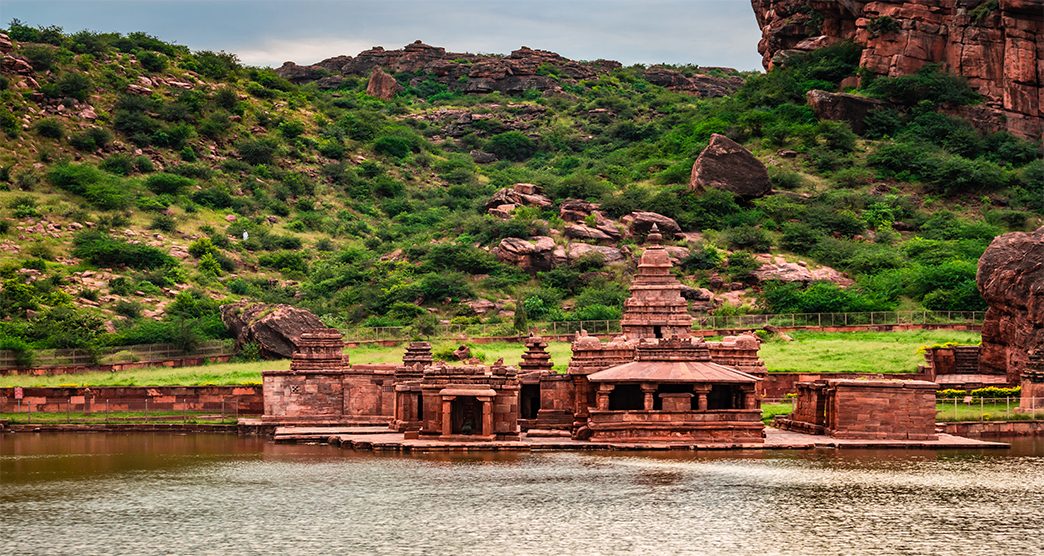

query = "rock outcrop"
[[689, 134, 772, 199], [277, 40, 742, 98], [806, 89, 886, 134], [621, 211, 681, 239], [492, 236, 557, 271], [750, 0, 1044, 139], [365, 67, 403, 99], [220, 302, 329, 359], [485, 183, 552, 218], [976, 226, 1044, 382]]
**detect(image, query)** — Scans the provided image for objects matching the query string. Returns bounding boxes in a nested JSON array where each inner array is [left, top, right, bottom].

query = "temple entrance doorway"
[[416, 395, 424, 420], [520, 384, 540, 419], [653, 325, 663, 339], [451, 396, 481, 435]]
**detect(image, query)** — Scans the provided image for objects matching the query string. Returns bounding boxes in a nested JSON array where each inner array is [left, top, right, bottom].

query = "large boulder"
[[689, 134, 772, 199], [976, 226, 1044, 382], [806, 89, 886, 135], [220, 302, 328, 359], [621, 211, 681, 239], [485, 183, 552, 212], [366, 66, 403, 100], [492, 236, 556, 271]]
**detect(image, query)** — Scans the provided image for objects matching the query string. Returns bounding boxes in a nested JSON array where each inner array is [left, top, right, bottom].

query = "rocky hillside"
[[0, 20, 1040, 358], [751, 0, 1044, 139]]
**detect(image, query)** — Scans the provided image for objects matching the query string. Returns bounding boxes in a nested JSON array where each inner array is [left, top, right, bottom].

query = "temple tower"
[[402, 341, 433, 368], [519, 333, 554, 374], [620, 224, 693, 340]]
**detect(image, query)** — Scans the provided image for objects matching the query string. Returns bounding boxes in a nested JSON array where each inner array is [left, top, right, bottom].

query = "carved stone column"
[[641, 384, 657, 410], [694, 385, 711, 411], [597, 384, 614, 410], [481, 398, 493, 437]]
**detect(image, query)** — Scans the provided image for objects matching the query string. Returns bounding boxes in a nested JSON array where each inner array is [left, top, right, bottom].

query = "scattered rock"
[[565, 223, 614, 242], [452, 345, 471, 361], [470, 150, 497, 163], [464, 299, 497, 315], [621, 211, 681, 239], [689, 134, 771, 199], [485, 183, 552, 212], [492, 236, 557, 271]]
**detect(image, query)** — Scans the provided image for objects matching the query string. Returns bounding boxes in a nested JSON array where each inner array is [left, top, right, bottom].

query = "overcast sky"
[[2, 0, 765, 70]]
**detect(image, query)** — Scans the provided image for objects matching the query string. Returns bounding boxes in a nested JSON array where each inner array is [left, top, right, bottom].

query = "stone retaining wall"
[[939, 420, 1044, 438], [0, 386, 262, 414]]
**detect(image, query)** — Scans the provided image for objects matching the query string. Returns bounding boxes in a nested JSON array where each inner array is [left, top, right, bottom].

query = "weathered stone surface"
[[565, 223, 614, 242], [492, 236, 556, 271], [977, 226, 1044, 382], [559, 199, 601, 222], [221, 302, 328, 358], [621, 211, 681, 239], [0, 33, 12, 54], [751, 0, 1044, 139], [558, 243, 628, 265], [1, 55, 32, 75], [485, 183, 552, 212], [366, 66, 403, 100], [778, 379, 939, 440], [642, 66, 744, 97], [806, 89, 886, 134], [275, 61, 326, 84], [689, 134, 772, 199]]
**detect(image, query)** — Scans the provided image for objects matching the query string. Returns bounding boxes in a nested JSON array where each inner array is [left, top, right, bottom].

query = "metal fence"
[[0, 340, 234, 370], [3, 397, 243, 425], [343, 311, 985, 342], [936, 397, 1044, 422]]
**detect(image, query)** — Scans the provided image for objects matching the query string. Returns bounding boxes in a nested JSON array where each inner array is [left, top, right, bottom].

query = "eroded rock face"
[[976, 226, 1044, 382], [366, 67, 403, 100], [806, 89, 886, 134], [621, 211, 681, 239], [221, 302, 329, 359], [751, 0, 1044, 138], [492, 236, 557, 271], [689, 134, 772, 199], [641, 66, 744, 97], [485, 183, 552, 213]]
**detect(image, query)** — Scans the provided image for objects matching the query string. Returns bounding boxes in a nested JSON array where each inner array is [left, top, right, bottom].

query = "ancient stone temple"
[[581, 337, 764, 443], [777, 379, 938, 441], [417, 362, 521, 441], [620, 225, 693, 340], [393, 342, 431, 433], [262, 329, 350, 422], [402, 341, 433, 368], [1020, 351, 1044, 415]]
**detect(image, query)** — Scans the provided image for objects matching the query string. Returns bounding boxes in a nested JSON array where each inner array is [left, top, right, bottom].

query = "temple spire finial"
[[647, 223, 663, 245]]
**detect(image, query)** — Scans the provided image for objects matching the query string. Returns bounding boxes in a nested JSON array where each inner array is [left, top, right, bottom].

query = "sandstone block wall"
[[826, 379, 938, 440]]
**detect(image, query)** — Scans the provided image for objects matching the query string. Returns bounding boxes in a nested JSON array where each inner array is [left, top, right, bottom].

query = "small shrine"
[[417, 361, 521, 441]]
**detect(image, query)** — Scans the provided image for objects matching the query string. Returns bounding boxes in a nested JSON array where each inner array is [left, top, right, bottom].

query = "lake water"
[[2, 433, 1044, 555]]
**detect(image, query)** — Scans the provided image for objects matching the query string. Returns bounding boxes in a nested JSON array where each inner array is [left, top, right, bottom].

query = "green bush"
[[42, 72, 93, 102], [486, 131, 537, 161], [864, 64, 979, 107], [373, 135, 414, 158], [47, 162, 134, 210], [72, 230, 175, 269], [236, 136, 280, 165], [144, 172, 194, 194], [725, 226, 772, 252], [258, 251, 308, 274], [779, 222, 823, 254], [33, 118, 64, 139], [69, 127, 113, 151]]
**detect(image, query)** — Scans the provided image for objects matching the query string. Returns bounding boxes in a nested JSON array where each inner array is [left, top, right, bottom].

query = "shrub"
[[100, 154, 136, 175], [47, 162, 134, 210], [779, 222, 823, 254], [42, 72, 93, 102], [373, 135, 414, 158], [28, 305, 104, 349], [258, 251, 308, 274], [863, 64, 979, 107], [33, 118, 64, 139], [725, 251, 760, 282], [144, 172, 193, 194], [725, 226, 772, 252], [236, 136, 280, 165], [138, 50, 167, 72], [149, 214, 177, 232], [69, 127, 113, 151], [72, 230, 175, 269], [486, 131, 537, 161]]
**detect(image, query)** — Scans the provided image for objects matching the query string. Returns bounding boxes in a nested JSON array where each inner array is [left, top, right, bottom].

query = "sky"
[[1, 0, 766, 70]]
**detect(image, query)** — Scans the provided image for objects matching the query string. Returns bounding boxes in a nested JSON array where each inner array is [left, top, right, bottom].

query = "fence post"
[[145, 398, 148, 422], [979, 397, 984, 422], [954, 397, 958, 421]]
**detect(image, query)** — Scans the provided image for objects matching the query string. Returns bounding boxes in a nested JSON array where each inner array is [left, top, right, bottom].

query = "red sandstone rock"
[[751, 0, 1044, 138], [642, 65, 744, 97], [689, 134, 772, 199], [220, 301, 329, 359], [621, 211, 682, 239], [0, 33, 13, 54], [485, 183, 552, 211], [976, 226, 1044, 382], [806, 89, 886, 134], [366, 67, 403, 100], [492, 236, 557, 271]]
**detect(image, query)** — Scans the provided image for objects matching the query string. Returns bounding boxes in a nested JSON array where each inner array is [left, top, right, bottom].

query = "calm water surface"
[[2, 433, 1044, 555]]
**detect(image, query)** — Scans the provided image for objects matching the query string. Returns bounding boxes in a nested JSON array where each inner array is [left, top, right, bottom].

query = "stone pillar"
[[441, 398, 453, 437], [642, 384, 657, 410], [481, 398, 493, 437], [597, 384, 614, 410], [743, 386, 758, 410], [694, 386, 710, 411]]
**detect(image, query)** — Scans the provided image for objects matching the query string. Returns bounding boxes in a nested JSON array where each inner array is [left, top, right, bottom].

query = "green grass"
[[0, 410, 238, 425], [759, 330, 981, 374], [761, 401, 796, 423], [935, 401, 1044, 422], [0, 359, 286, 388], [0, 331, 984, 387]]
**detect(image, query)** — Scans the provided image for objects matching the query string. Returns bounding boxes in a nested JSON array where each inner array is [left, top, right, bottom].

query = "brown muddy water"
[[2, 433, 1043, 555]]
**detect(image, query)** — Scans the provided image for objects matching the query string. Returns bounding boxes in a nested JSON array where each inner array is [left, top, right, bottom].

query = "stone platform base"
[[262, 426, 1009, 453]]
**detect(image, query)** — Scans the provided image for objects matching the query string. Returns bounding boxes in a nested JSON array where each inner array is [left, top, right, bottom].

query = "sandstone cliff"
[[751, 0, 1044, 139], [276, 40, 743, 98]]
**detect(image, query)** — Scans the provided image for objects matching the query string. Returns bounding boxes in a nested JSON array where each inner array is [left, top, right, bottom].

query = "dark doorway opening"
[[451, 396, 481, 434], [416, 394, 424, 420], [608, 384, 644, 410], [520, 384, 540, 419], [653, 325, 663, 339], [707, 385, 743, 410]]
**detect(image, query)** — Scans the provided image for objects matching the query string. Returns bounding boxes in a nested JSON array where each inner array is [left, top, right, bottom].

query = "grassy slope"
[[0, 330, 981, 387]]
